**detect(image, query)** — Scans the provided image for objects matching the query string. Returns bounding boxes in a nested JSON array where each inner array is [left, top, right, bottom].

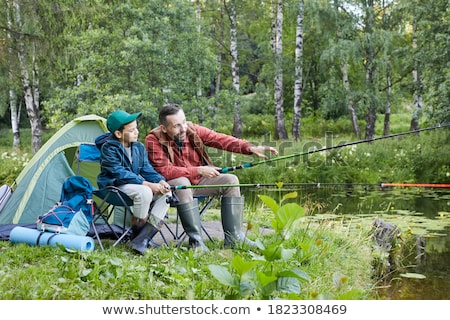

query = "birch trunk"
[[215, 5, 223, 95], [211, 4, 224, 130], [12, 0, 42, 153], [410, 18, 422, 131], [6, 1, 20, 148], [273, 0, 288, 140], [292, 0, 304, 141], [364, 0, 376, 140], [341, 59, 360, 138], [196, 5, 202, 100], [229, 0, 242, 138]]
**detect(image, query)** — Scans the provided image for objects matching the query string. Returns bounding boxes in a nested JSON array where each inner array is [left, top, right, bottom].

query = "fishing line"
[[380, 183, 450, 188], [219, 123, 450, 173]]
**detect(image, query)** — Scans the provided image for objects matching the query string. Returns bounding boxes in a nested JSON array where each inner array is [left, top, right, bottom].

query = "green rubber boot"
[[129, 217, 160, 255], [177, 199, 209, 252], [221, 196, 257, 247]]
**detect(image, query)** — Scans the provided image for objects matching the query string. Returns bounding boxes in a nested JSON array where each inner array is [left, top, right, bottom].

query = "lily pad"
[[399, 273, 426, 279]]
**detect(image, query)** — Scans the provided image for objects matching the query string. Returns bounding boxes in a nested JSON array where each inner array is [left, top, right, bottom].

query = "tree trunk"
[[6, 3, 21, 149], [9, 90, 21, 149], [211, 4, 224, 130], [273, 0, 288, 140], [229, 0, 242, 138], [410, 18, 422, 131], [11, 0, 42, 153], [215, 6, 223, 96], [341, 58, 360, 138], [196, 5, 202, 100], [292, 0, 304, 142], [383, 59, 391, 136], [364, 0, 377, 140]]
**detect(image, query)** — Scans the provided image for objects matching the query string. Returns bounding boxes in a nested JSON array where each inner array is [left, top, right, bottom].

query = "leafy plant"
[[208, 188, 310, 299]]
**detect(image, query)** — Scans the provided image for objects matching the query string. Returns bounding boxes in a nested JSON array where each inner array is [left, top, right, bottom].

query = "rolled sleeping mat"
[[9, 226, 95, 251]]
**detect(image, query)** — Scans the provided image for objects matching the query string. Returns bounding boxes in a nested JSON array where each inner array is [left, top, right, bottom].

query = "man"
[[97, 110, 171, 255], [145, 103, 278, 251]]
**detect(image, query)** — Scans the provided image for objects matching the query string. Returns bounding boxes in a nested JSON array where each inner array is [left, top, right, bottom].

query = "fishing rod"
[[171, 183, 359, 190], [219, 123, 450, 173], [171, 183, 273, 190], [171, 182, 450, 190], [170, 182, 373, 190]]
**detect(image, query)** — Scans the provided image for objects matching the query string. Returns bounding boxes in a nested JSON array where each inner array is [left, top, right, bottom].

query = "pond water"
[[246, 185, 450, 300]]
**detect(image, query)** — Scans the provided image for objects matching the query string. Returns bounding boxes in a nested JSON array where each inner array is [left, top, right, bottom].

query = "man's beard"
[[174, 133, 186, 143]]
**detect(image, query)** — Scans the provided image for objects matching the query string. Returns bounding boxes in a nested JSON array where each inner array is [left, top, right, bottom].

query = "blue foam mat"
[[10, 226, 94, 251]]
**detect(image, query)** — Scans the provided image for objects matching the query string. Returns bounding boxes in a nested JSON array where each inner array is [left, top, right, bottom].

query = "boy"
[[97, 110, 171, 255]]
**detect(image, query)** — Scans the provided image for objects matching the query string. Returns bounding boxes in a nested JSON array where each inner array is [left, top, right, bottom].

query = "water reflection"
[[245, 186, 450, 300]]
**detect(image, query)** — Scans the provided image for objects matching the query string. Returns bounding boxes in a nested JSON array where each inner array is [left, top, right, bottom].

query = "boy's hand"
[[144, 181, 170, 194], [158, 180, 171, 194]]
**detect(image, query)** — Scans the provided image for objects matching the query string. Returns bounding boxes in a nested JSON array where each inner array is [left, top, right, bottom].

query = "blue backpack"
[[37, 176, 95, 236]]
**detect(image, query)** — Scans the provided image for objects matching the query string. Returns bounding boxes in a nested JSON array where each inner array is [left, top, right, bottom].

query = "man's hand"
[[197, 166, 221, 178], [249, 146, 279, 159]]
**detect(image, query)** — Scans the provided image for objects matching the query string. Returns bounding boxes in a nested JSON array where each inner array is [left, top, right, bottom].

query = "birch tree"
[[9, 0, 42, 153], [228, 0, 243, 138], [6, 3, 20, 148], [292, 0, 304, 141], [273, 0, 288, 140], [341, 57, 361, 138], [381, 1, 393, 136], [383, 59, 392, 136], [409, 17, 422, 131], [400, 0, 449, 125], [333, 0, 360, 138], [362, 0, 377, 140]]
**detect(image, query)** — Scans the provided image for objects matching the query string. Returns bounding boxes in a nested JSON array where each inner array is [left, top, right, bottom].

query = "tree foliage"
[[0, 0, 448, 145]]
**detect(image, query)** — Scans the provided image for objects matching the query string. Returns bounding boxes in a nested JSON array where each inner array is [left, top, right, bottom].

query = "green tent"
[[0, 115, 108, 226]]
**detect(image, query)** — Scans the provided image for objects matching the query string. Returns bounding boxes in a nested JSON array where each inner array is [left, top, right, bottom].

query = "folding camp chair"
[[76, 143, 171, 250], [172, 195, 218, 247]]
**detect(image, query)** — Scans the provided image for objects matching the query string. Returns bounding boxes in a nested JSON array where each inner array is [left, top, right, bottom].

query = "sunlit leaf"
[[261, 243, 282, 261], [208, 265, 236, 287], [240, 271, 258, 297], [258, 195, 279, 213], [239, 281, 255, 297], [282, 191, 298, 201], [277, 268, 311, 282], [280, 248, 296, 260], [231, 255, 260, 276], [274, 202, 305, 236], [256, 271, 278, 287], [276, 277, 301, 294]]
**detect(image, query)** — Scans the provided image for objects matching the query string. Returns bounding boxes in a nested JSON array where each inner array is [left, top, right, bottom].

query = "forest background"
[[0, 0, 448, 184]]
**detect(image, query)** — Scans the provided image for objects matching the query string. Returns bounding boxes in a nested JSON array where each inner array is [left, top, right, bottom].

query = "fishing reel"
[[165, 192, 179, 206]]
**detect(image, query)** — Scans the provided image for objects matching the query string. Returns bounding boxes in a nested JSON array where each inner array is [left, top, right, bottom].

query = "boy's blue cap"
[[107, 110, 142, 132]]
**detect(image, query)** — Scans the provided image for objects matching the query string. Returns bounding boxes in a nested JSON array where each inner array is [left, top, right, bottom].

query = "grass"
[[0, 204, 375, 300]]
